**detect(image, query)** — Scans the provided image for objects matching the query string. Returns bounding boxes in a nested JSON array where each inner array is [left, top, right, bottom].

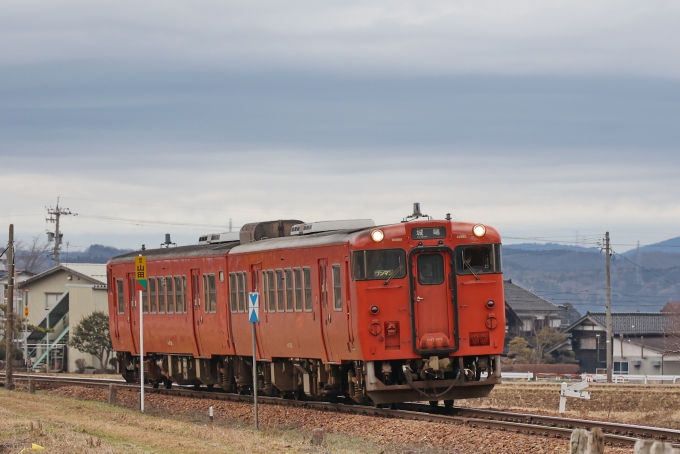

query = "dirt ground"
[[458, 381, 680, 430]]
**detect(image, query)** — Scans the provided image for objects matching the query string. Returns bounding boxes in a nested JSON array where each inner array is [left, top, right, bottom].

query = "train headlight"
[[472, 224, 486, 237], [487, 300, 495, 308], [371, 229, 384, 242]]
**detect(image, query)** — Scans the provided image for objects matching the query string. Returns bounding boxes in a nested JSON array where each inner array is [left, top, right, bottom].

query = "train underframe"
[[117, 352, 501, 404]]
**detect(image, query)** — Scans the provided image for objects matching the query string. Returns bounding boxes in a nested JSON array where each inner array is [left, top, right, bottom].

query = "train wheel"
[[207, 384, 214, 391], [164, 379, 173, 389], [123, 370, 136, 384], [444, 400, 454, 414], [152, 381, 160, 389], [429, 400, 439, 411]]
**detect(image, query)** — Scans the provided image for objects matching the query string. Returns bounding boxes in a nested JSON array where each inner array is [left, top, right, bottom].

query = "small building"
[[18, 264, 108, 372], [504, 279, 565, 336], [565, 312, 680, 375]]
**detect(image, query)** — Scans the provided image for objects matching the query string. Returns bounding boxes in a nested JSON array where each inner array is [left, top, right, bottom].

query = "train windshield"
[[455, 244, 502, 275], [353, 249, 407, 280]]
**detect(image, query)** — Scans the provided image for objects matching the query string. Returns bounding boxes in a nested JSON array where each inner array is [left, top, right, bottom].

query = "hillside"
[[503, 245, 680, 313]]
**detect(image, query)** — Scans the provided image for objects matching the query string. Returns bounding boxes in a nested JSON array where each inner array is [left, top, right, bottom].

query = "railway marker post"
[[135, 255, 147, 413], [248, 292, 259, 430], [559, 380, 590, 414]]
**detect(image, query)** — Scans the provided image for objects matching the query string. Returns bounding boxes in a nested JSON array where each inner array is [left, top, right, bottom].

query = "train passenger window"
[[207, 274, 217, 313], [417, 254, 444, 285], [157, 277, 166, 314], [285, 269, 293, 312], [236, 273, 246, 312], [116, 279, 124, 314], [229, 273, 237, 313], [276, 269, 284, 312], [353, 249, 406, 281], [261, 271, 268, 312], [455, 244, 501, 275], [237, 272, 246, 313], [266, 270, 274, 312], [166, 276, 175, 314], [142, 283, 148, 314], [332, 264, 342, 311], [303, 267, 312, 311], [174, 276, 182, 314], [293, 268, 302, 312], [182, 276, 187, 313], [149, 277, 157, 313]]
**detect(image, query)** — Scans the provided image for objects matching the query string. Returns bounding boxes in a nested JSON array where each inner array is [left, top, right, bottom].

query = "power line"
[[611, 249, 680, 290], [77, 214, 235, 229]]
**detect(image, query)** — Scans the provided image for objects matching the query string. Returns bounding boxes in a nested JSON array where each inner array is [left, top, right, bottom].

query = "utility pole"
[[46, 198, 75, 266], [605, 232, 613, 383], [5, 224, 15, 390]]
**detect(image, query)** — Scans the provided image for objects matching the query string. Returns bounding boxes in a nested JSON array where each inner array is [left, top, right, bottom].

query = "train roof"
[[108, 227, 371, 265]]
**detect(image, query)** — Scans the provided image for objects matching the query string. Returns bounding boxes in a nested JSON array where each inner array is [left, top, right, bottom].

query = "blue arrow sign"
[[248, 292, 259, 323]]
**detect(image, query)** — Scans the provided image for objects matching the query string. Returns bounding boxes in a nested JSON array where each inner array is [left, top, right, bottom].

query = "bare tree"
[[15, 236, 50, 273]]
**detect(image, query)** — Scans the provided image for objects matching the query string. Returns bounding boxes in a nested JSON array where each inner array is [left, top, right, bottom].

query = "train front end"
[[351, 214, 505, 404]]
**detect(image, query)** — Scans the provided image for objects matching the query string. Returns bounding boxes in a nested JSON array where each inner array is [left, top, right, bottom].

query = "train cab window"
[[455, 244, 502, 275], [166, 276, 175, 314], [237, 272, 246, 313], [285, 269, 293, 312], [116, 279, 124, 314], [204, 274, 217, 313], [149, 277, 157, 313], [293, 267, 302, 312], [353, 249, 406, 281], [229, 273, 237, 313], [417, 254, 444, 285], [182, 276, 187, 313], [157, 277, 166, 314], [303, 267, 312, 311], [174, 276, 183, 314], [276, 269, 284, 312], [332, 264, 342, 311], [267, 270, 276, 312]]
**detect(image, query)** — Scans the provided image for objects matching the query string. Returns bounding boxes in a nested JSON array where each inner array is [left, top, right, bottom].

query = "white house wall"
[[67, 285, 109, 372], [612, 337, 680, 376]]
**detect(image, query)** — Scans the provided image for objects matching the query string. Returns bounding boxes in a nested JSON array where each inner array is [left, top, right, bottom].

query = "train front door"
[[410, 251, 457, 353]]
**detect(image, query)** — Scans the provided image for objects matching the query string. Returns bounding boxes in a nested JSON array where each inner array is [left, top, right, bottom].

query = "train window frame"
[[267, 270, 276, 312], [303, 267, 312, 312], [166, 276, 175, 314], [352, 249, 407, 281], [174, 276, 182, 314], [261, 271, 268, 313], [229, 273, 238, 313], [293, 267, 302, 312], [203, 274, 209, 312], [455, 244, 502, 276], [128, 277, 136, 313], [206, 273, 217, 313], [285, 268, 294, 312], [148, 277, 157, 314], [157, 276, 166, 314], [116, 279, 124, 314], [332, 264, 342, 311], [276, 269, 284, 312], [142, 280, 148, 314]]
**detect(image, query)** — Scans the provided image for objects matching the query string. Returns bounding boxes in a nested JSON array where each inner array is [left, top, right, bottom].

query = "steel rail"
[[0, 373, 663, 448]]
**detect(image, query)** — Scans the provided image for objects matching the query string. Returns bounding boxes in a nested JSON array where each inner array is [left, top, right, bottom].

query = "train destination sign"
[[135, 255, 147, 291], [411, 227, 446, 240]]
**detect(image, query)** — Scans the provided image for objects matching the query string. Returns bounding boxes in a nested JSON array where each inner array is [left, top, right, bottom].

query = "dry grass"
[[0, 388, 382, 453]]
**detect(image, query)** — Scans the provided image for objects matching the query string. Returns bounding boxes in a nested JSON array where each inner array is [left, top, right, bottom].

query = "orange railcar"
[[109, 211, 505, 404]]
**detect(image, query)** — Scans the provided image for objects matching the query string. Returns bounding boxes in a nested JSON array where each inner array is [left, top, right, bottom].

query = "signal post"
[[135, 255, 147, 412], [248, 292, 259, 430]]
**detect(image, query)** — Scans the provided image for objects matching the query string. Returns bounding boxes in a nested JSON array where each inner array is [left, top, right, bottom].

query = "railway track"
[[4, 373, 680, 448]]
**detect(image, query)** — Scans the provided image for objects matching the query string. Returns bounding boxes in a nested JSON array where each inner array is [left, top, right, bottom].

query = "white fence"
[[583, 373, 680, 384]]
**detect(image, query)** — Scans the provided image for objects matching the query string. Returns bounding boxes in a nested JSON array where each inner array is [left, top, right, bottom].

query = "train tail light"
[[469, 331, 490, 346]]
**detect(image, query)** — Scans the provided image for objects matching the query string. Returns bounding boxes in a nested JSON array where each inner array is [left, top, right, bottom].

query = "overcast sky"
[[1, 1, 679, 254]]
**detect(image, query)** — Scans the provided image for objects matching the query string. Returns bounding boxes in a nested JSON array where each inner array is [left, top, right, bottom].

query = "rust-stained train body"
[[108, 209, 505, 404]]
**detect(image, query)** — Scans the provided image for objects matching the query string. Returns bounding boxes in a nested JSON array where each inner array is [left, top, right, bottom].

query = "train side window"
[[202, 274, 208, 312], [262, 271, 268, 312], [303, 267, 312, 311], [229, 273, 237, 313], [182, 276, 187, 313], [207, 274, 217, 313], [149, 277, 157, 313], [142, 281, 148, 314], [267, 270, 275, 312], [166, 276, 175, 314], [285, 268, 293, 312], [174, 276, 182, 314], [238, 272, 247, 313], [293, 267, 302, 312], [332, 264, 342, 311], [157, 276, 166, 314], [275, 269, 284, 312], [116, 279, 124, 314]]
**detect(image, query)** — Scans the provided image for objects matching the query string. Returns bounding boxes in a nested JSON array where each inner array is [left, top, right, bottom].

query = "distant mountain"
[[63, 244, 134, 265], [625, 236, 680, 255], [504, 242, 598, 252]]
